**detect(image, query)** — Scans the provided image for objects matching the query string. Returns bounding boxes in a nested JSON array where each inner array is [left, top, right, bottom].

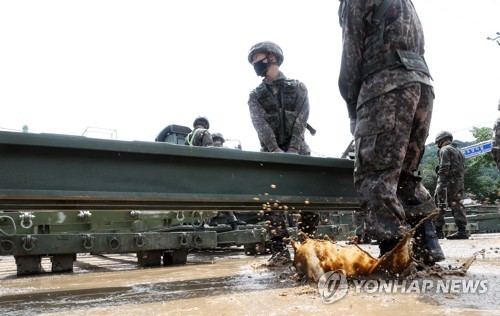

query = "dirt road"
[[0, 234, 499, 316]]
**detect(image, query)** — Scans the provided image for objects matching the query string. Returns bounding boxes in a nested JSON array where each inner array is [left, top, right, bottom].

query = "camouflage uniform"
[[434, 142, 467, 231], [492, 117, 500, 171], [248, 71, 311, 155], [338, 0, 436, 241], [185, 128, 213, 147], [248, 69, 315, 243]]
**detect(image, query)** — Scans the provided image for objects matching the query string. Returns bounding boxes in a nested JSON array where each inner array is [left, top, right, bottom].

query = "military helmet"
[[247, 41, 284, 66], [212, 132, 225, 143], [193, 116, 209, 129], [435, 131, 453, 144]]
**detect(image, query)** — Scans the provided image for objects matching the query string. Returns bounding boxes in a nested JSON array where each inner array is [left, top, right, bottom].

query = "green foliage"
[[472, 126, 494, 142], [422, 150, 438, 194], [468, 127, 496, 170], [420, 127, 499, 203]]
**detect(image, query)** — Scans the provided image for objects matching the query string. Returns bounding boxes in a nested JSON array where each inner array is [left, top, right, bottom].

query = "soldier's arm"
[[338, 0, 367, 120], [437, 148, 452, 180]]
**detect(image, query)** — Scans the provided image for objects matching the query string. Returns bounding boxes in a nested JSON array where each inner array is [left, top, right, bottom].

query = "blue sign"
[[462, 141, 493, 158]]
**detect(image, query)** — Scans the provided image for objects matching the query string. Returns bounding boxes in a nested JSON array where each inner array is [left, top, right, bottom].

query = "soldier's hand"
[[272, 147, 284, 153], [287, 147, 299, 154]]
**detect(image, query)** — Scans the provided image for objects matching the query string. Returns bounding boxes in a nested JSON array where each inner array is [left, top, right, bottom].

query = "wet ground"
[[0, 234, 499, 316]]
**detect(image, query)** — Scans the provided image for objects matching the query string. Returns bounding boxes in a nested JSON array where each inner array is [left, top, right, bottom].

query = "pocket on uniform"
[[355, 96, 396, 137], [354, 96, 397, 171]]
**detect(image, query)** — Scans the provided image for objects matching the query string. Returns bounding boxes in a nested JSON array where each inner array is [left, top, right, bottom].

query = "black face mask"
[[253, 58, 270, 77]]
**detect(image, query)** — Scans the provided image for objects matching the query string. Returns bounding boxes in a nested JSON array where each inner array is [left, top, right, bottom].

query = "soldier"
[[338, 0, 445, 264], [491, 100, 500, 171], [434, 131, 468, 239], [247, 41, 316, 262], [212, 132, 225, 147], [185, 117, 213, 147], [247, 41, 311, 155]]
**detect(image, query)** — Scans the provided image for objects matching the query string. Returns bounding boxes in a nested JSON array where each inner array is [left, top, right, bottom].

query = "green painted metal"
[[0, 231, 217, 256], [444, 212, 500, 234], [0, 210, 218, 234], [0, 131, 357, 211], [0, 130, 360, 275]]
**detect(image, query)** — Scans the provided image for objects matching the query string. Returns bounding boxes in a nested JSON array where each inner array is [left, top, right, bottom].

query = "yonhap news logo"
[[318, 271, 489, 304], [317, 270, 349, 303]]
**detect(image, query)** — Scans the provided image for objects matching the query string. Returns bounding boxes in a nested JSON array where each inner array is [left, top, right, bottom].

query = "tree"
[[422, 148, 438, 194]]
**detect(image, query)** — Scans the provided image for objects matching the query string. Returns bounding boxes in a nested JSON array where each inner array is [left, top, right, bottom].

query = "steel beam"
[[0, 131, 357, 211]]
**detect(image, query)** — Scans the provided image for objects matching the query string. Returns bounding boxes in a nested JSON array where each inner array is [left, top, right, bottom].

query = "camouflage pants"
[[434, 181, 467, 228], [354, 83, 435, 241]]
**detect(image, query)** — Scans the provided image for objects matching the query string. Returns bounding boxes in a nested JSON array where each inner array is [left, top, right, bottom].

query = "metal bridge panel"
[[0, 131, 357, 210]]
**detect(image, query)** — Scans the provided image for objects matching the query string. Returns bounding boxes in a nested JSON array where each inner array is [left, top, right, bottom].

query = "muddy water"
[[0, 236, 499, 316]]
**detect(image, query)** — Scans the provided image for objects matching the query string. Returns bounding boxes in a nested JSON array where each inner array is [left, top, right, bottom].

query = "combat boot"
[[412, 219, 445, 265], [446, 226, 468, 240]]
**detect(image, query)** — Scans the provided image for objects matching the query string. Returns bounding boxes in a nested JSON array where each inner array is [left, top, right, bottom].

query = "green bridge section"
[[0, 131, 357, 211], [0, 131, 358, 275]]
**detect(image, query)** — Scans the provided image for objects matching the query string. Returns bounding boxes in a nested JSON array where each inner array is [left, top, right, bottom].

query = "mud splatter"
[[289, 214, 479, 282]]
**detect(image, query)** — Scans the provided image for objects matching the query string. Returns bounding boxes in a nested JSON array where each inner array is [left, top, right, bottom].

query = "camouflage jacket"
[[248, 71, 310, 154], [338, 0, 432, 119], [185, 128, 213, 147], [437, 143, 465, 185]]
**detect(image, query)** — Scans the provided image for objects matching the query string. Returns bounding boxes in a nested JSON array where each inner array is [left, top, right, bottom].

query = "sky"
[[1, 0, 499, 158]]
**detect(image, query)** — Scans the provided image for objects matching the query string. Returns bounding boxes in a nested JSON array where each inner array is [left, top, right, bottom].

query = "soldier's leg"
[[433, 185, 447, 238], [396, 84, 444, 263], [354, 89, 412, 254], [355, 83, 443, 262], [446, 186, 468, 240]]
